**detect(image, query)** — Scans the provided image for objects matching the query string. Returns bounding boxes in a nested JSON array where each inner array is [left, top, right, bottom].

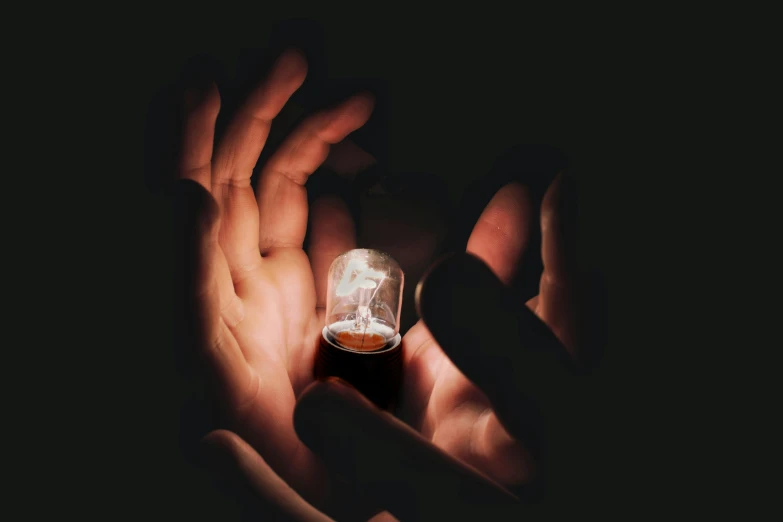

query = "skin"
[[176, 49, 589, 517]]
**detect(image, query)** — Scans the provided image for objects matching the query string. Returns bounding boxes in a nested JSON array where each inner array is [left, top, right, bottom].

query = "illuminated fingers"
[[211, 49, 308, 280], [257, 93, 374, 255], [466, 182, 535, 286]]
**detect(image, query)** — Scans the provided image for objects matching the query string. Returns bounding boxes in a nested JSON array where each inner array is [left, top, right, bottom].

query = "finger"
[[176, 83, 240, 323], [323, 138, 378, 179], [415, 253, 573, 454], [294, 379, 519, 521], [307, 195, 356, 317], [172, 180, 254, 411], [538, 171, 585, 359], [212, 49, 308, 278], [257, 92, 374, 255], [177, 82, 220, 190], [200, 430, 333, 522], [466, 182, 535, 286]]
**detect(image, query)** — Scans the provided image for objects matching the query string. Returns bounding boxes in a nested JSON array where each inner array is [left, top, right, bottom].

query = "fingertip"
[[294, 378, 365, 456], [311, 194, 352, 227], [183, 80, 220, 116], [491, 181, 531, 206], [200, 428, 233, 447], [295, 378, 344, 418], [355, 90, 376, 108], [296, 378, 360, 416], [200, 428, 243, 458], [347, 91, 376, 121], [199, 429, 243, 479], [298, 376, 370, 418], [275, 47, 309, 87]]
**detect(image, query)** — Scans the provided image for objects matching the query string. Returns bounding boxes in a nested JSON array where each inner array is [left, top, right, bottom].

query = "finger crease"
[[230, 260, 261, 287], [232, 372, 262, 426], [471, 407, 493, 459], [180, 162, 211, 177], [213, 177, 252, 189]]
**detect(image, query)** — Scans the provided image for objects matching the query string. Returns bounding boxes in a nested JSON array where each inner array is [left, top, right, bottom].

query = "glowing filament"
[[335, 259, 385, 333]]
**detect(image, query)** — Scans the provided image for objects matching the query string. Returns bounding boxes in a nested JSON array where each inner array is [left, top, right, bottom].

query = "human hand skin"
[[197, 169, 594, 520], [173, 49, 447, 518], [172, 48, 377, 509], [174, 48, 600, 520]]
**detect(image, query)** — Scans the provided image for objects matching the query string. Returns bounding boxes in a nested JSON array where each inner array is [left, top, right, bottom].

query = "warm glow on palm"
[[178, 50, 582, 511]]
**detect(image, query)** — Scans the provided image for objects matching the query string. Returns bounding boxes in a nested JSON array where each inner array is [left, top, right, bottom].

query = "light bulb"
[[315, 249, 404, 409]]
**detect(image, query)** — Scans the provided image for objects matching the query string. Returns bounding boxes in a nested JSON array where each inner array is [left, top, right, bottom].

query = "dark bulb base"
[[315, 329, 402, 411]]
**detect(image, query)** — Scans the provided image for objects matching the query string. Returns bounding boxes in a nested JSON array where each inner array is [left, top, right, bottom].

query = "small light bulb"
[[315, 249, 404, 409]]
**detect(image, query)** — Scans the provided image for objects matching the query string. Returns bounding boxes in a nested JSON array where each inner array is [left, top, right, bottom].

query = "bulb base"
[[315, 327, 402, 410]]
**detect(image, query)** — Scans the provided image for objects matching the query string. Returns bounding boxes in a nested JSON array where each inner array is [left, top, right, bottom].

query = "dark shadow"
[[143, 53, 226, 194]]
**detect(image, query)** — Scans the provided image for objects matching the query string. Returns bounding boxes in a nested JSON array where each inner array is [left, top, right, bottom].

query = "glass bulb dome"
[[325, 249, 403, 351]]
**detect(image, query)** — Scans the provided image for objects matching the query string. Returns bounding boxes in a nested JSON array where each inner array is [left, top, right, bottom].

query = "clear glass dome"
[[325, 249, 403, 351]]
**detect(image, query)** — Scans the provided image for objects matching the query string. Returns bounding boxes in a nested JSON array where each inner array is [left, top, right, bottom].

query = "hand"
[[397, 173, 591, 488], [173, 49, 377, 505], [198, 172, 601, 520]]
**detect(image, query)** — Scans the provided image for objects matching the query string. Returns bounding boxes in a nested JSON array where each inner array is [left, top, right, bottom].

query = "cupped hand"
[[176, 48, 601, 520], [197, 172, 600, 521], [173, 49, 375, 504], [397, 173, 589, 488]]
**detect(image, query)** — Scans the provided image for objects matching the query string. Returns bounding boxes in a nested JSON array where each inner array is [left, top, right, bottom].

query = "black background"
[[135, 13, 613, 520]]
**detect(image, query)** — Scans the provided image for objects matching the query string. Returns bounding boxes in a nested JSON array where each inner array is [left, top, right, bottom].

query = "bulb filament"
[[335, 259, 386, 348]]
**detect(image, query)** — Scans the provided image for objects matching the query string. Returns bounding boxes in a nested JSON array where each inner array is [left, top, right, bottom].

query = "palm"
[[223, 248, 321, 474], [237, 249, 319, 395], [399, 320, 531, 486]]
